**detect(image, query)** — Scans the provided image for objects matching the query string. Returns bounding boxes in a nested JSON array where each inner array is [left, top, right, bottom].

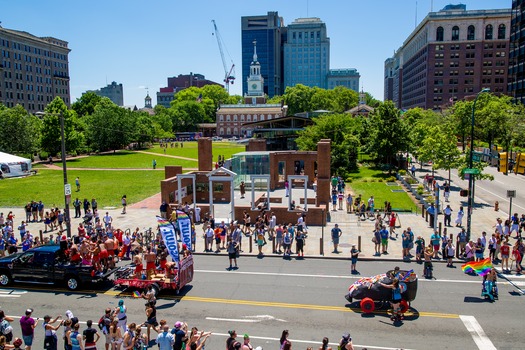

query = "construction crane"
[[212, 20, 235, 93]]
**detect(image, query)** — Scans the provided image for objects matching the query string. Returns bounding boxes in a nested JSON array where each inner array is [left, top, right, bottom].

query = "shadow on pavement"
[[463, 296, 489, 303]]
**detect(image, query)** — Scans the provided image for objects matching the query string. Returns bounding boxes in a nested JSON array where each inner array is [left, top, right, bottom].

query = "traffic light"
[[498, 152, 507, 173], [515, 153, 525, 175]]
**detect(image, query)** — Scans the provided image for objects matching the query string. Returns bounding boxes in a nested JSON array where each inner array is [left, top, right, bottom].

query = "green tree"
[[296, 113, 362, 175], [266, 95, 283, 104], [133, 113, 155, 148], [283, 84, 314, 115], [0, 104, 42, 156], [418, 126, 462, 181], [332, 86, 359, 113], [171, 101, 208, 132], [152, 105, 173, 138], [367, 101, 408, 168], [40, 97, 84, 156], [85, 98, 134, 152], [402, 107, 441, 165], [71, 92, 102, 117]]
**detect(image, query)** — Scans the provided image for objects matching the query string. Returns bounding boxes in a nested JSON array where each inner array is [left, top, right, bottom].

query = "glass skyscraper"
[[241, 12, 285, 98], [283, 17, 330, 89], [509, 0, 525, 104]]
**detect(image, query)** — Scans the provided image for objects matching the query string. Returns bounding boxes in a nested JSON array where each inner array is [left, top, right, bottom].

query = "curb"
[[191, 252, 466, 264]]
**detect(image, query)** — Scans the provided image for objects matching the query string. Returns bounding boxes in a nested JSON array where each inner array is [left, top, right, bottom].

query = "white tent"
[[0, 152, 32, 178]]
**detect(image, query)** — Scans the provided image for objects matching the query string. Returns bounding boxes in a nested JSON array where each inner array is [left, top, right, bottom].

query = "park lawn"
[[346, 166, 390, 181], [0, 169, 164, 207], [65, 151, 198, 169], [147, 141, 245, 160], [349, 181, 416, 212]]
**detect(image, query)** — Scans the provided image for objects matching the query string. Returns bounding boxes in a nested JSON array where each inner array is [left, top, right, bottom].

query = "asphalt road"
[[428, 165, 525, 215], [1, 255, 523, 349]]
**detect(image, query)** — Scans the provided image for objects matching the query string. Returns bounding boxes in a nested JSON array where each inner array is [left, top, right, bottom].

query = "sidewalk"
[[1, 166, 503, 263]]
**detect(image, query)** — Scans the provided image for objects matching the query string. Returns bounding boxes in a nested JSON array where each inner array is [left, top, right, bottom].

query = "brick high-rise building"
[[156, 73, 222, 108], [0, 25, 71, 113], [509, 0, 525, 104], [384, 4, 511, 110]]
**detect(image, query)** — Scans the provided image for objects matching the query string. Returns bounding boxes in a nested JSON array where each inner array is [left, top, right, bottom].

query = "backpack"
[[98, 315, 111, 330], [0, 319, 13, 335]]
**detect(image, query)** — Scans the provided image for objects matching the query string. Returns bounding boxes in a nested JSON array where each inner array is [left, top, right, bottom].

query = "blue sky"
[[1, 0, 509, 107]]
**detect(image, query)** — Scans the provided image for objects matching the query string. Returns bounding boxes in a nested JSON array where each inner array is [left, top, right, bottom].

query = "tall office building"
[[509, 0, 525, 104], [327, 68, 360, 92], [0, 25, 71, 113], [384, 5, 511, 110], [241, 11, 285, 98], [283, 17, 330, 89], [86, 81, 124, 106]]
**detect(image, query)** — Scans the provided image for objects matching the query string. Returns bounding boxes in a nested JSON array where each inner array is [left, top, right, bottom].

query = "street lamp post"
[[59, 112, 72, 238], [466, 88, 490, 241], [37, 111, 72, 238]]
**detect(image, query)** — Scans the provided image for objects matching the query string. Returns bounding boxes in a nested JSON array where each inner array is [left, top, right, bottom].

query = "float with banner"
[[112, 216, 194, 295]]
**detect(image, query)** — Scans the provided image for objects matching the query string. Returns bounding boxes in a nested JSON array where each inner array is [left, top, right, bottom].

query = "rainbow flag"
[[176, 211, 190, 220], [462, 258, 493, 276], [132, 291, 141, 298]]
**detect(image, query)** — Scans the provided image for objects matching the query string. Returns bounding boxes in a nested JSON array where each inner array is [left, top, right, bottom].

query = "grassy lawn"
[[346, 166, 391, 181], [0, 169, 164, 207], [349, 181, 417, 212], [146, 141, 245, 161], [65, 151, 198, 169], [347, 165, 416, 212]]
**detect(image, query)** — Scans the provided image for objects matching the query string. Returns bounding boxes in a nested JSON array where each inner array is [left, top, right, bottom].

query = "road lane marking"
[[206, 317, 262, 323], [459, 315, 497, 350], [5, 315, 410, 350], [195, 269, 522, 286], [0, 289, 27, 298], [206, 317, 259, 323], [210, 332, 414, 350], [171, 295, 459, 319]]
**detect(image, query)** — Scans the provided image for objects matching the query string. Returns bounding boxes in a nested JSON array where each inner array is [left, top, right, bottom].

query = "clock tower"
[[245, 40, 265, 103]]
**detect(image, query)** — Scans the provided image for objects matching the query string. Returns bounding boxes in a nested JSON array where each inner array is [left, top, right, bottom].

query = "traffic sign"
[[464, 168, 480, 175], [507, 190, 516, 198], [472, 151, 483, 162], [64, 183, 72, 196]]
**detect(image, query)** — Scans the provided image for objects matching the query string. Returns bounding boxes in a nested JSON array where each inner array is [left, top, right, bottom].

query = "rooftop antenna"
[[307, 0, 309, 17], [431, 0, 434, 12], [415, 1, 418, 28]]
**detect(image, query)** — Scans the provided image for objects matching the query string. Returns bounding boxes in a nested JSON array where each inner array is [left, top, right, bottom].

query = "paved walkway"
[[135, 150, 197, 162], [2, 164, 505, 263]]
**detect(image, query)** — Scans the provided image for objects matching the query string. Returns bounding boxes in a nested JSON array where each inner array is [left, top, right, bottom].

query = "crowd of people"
[[0, 306, 362, 350], [198, 206, 310, 265]]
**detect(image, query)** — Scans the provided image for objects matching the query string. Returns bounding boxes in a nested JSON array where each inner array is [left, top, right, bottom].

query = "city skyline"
[[1, 0, 508, 108]]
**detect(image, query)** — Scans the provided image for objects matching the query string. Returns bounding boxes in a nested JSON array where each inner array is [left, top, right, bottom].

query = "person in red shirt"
[[500, 242, 511, 273], [512, 242, 522, 274], [389, 213, 397, 238]]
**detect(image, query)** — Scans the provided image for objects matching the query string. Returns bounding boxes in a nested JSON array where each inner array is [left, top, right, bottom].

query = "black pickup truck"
[[0, 245, 111, 290]]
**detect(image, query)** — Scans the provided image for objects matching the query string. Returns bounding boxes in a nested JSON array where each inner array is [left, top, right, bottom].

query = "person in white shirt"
[[103, 212, 112, 229], [204, 225, 214, 252]]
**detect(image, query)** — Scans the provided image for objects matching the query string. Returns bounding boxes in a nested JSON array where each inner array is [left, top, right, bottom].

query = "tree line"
[[1, 84, 522, 180]]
